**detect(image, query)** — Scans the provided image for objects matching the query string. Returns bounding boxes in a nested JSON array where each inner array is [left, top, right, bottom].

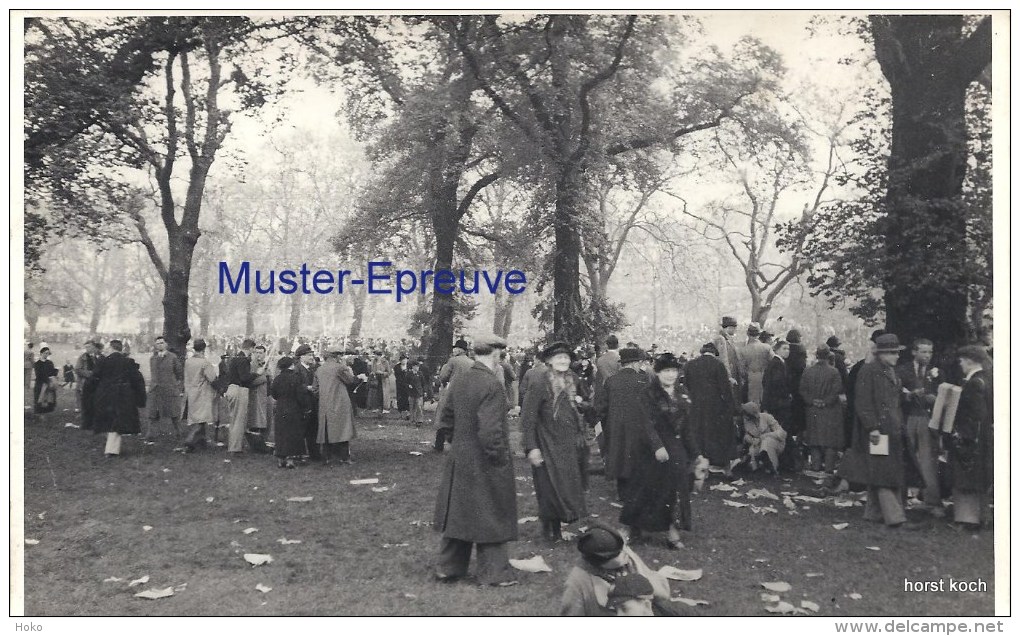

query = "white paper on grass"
[[560, 531, 577, 541], [103, 577, 124, 583], [609, 502, 623, 508], [205, 497, 215, 503], [783, 496, 797, 510], [517, 516, 539, 524], [409, 451, 423, 456], [134, 587, 174, 600], [730, 478, 747, 486], [128, 575, 150, 587], [382, 543, 410, 548], [793, 495, 825, 503], [64, 422, 80, 428], [865, 546, 881, 551], [143, 525, 153, 532], [243, 553, 274, 566], [255, 583, 272, 593], [761, 581, 792, 593], [658, 566, 703, 581], [801, 600, 820, 612], [760, 593, 781, 602], [849, 593, 863, 600], [243, 528, 258, 535], [371, 486, 390, 492], [766, 601, 806, 615], [277, 538, 302, 545], [349, 478, 380, 485], [832, 523, 849, 530], [174, 583, 188, 591], [722, 500, 749, 508], [509, 555, 552, 573], [806, 573, 824, 578], [672, 597, 710, 606], [709, 483, 737, 492], [746, 488, 779, 501], [25, 539, 39, 545], [286, 496, 313, 502], [751, 505, 778, 515]]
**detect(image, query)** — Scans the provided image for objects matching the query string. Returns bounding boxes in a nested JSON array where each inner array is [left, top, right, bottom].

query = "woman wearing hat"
[[32, 346, 59, 414], [948, 345, 993, 530], [619, 352, 704, 548], [740, 402, 786, 474], [270, 357, 313, 469], [560, 523, 670, 616], [521, 341, 590, 541]]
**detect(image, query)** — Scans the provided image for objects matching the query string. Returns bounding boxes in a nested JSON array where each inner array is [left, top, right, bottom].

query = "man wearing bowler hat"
[[838, 333, 925, 530], [433, 337, 474, 452], [593, 347, 650, 503]]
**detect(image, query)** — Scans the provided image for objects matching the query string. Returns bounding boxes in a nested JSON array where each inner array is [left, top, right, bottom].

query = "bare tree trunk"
[[288, 292, 302, 339], [349, 284, 366, 338], [245, 297, 255, 336]]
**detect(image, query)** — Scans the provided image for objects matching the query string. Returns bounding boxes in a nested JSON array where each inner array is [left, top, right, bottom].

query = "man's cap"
[[607, 573, 655, 602], [294, 344, 314, 357], [721, 316, 738, 328], [453, 338, 470, 351], [826, 335, 841, 348], [577, 523, 624, 563], [619, 347, 645, 365], [874, 333, 905, 353], [700, 342, 719, 356], [472, 333, 507, 350]]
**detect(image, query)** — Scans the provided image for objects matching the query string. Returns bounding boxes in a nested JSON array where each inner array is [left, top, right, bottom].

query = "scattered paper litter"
[[761, 581, 792, 593], [509, 555, 552, 573], [382, 543, 410, 548], [371, 486, 390, 493], [802, 470, 829, 479], [37, 512, 46, 520], [731, 478, 747, 486], [832, 523, 849, 530], [205, 497, 215, 503], [561, 531, 577, 541], [162, 468, 171, 473], [64, 422, 80, 428], [243, 553, 274, 566], [25, 539, 40, 545], [766, 601, 805, 614], [255, 583, 273, 593], [754, 558, 769, 563], [723, 500, 749, 508], [760, 593, 781, 602], [672, 597, 710, 606], [277, 538, 302, 545], [134, 587, 174, 600], [103, 577, 124, 583], [243, 527, 258, 535], [609, 502, 623, 508], [142, 525, 153, 532], [780, 491, 799, 496], [216, 442, 225, 447], [286, 496, 313, 502], [865, 546, 881, 551], [518, 516, 539, 524], [174, 583, 188, 591], [349, 478, 380, 485], [658, 566, 703, 581], [710, 483, 737, 492], [793, 495, 825, 503], [801, 600, 820, 612], [403, 593, 417, 599], [409, 451, 423, 456], [805, 573, 824, 578], [128, 575, 150, 587], [746, 488, 779, 501], [849, 593, 863, 600], [707, 466, 724, 474], [224, 459, 231, 463], [783, 496, 797, 511], [751, 505, 778, 515]]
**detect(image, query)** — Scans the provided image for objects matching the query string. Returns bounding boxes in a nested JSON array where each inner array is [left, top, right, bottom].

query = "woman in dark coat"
[[33, 347, 59, 414], [270, 356, 312, 469], [522, 342, 589, 542], [91, 340, 146, 457], [394, 356, 410, 414], [683, 343, 737, 473], [621, 353, 703, 548], [761, 340, 792, 426], [948, 346, 993, 529]]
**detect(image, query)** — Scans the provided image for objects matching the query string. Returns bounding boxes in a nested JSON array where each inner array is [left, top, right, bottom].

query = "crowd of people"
[[24, 316, 994, 615]]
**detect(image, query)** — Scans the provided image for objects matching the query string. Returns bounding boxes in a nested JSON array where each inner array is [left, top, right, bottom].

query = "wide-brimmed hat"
[[541, 341, 574, 361], [874, 333, 905, 353], [653, 352, 683, 372], [577, 523, 624, 563], [619, 347, 645, 365]]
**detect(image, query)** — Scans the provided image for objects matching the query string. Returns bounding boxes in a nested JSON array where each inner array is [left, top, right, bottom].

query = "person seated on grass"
[[739, 402, 786, 475], [560, 523, 669, 616], [605, 573, 656, 616]]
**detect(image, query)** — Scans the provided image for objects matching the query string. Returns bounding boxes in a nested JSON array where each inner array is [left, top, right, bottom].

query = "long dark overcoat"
[[837, 361, 907, 488], [949, 370, 993, 493], [593, 367, 650, 480], [433, 361, 517, 544], [800, 361, 845, 449], [683, 354, 738, 466], [521, 371, 588, 523], [270, 368, 312, 458], [91, 352, 146, 435]]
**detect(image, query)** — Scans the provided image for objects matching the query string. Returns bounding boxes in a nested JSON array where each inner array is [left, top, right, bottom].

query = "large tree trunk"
[[348, 284, 366, 339], [162, 230, 198, 357], [288, 292, 302, 339], [88, 295, 103, 335], [552, 166, 585, 343], [493, 291, 517, 338], [871, 16, 991, 365], [198, 287, 211, 335], [427, 186, 460, 369]]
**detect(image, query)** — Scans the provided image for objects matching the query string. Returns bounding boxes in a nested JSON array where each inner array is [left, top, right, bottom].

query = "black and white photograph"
[[12, 7, 1008, 624]]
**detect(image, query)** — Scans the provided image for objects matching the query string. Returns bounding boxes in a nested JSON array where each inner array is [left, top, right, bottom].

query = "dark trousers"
[[184, 423, 207, 448], [324, 441, 350, 462], [437, 537, 515, 585], [303, 409, 321, 459], [616, 478, 635, 503], [434, 426, 452, 450]]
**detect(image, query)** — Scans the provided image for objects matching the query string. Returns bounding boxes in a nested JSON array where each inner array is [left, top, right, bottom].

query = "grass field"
[[20, 354, 995, 616]]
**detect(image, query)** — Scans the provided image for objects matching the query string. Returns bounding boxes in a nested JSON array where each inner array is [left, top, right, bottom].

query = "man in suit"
[[741, 325, 773, 405], [594, 334, 622, 395], [294, 343, 321, 460], [711, 316, 741, 394], [895, 338, 942, 517], [224, 338, 256, 455], [433, 338, 475, 452], [948, 345, 993, 531], [593, 347, 651, 502]]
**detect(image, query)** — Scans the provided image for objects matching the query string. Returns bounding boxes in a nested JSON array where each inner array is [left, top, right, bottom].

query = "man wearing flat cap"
[[712, 316, 742, 393], [593, 347, 650, 502], [839, 333, 923, 530], [294, 343, 321, 460], [433, 333, 518, 586], [433, 337, 474, 452]]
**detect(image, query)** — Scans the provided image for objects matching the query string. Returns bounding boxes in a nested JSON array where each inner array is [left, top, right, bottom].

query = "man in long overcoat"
[[433, 339, 474, 452], [92, 339, 146, 457], [949, 345, 994, 529], [316, 349, 363, 463], [147, 335, 183, 439], [684, 343, 739, 474], [593, 347, 649, 502], [838, 333, 922, 529], [433, 334, 517, 587], [183, 339, 218, 452]]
